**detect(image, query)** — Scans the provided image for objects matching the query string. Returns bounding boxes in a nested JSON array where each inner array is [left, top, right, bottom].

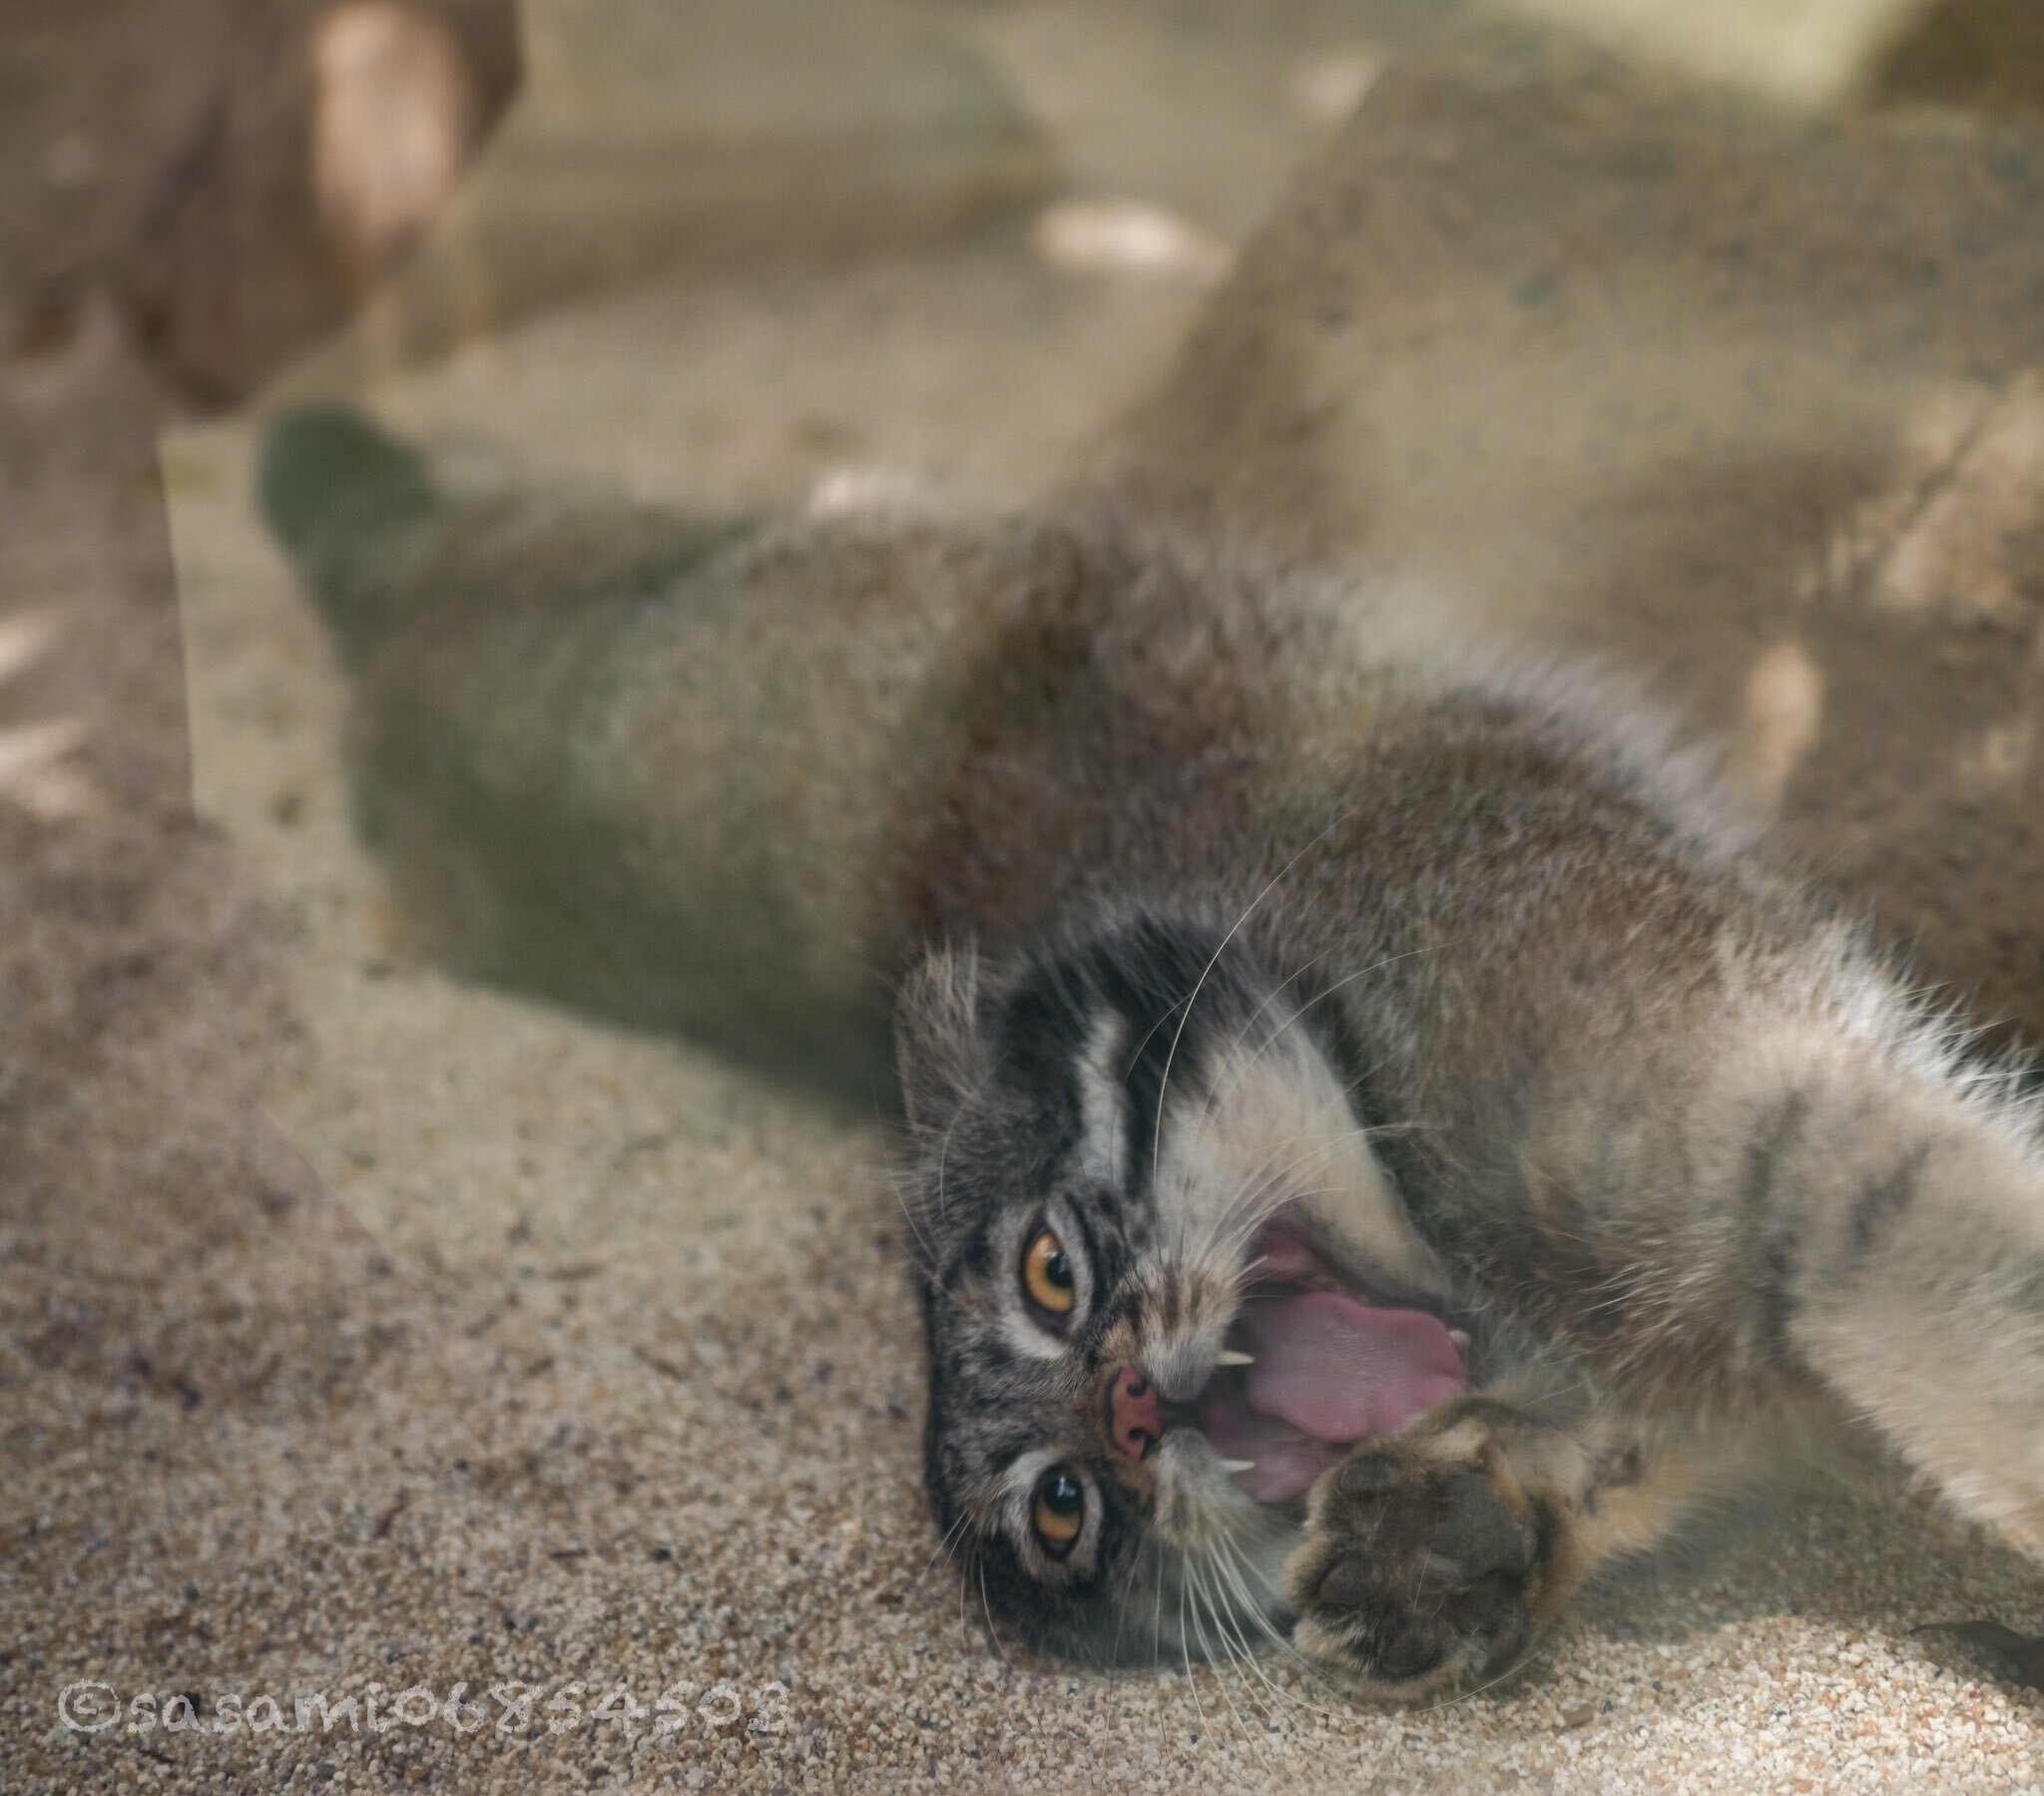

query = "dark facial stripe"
[[1741, 1088, 1810, 1222], [1740, 1087, 1811, 1361], [1309, 963, 1422, 1209], [995, 973, 1092, 1136], [917, 917, 1278, 1653], [992, 920, 1237, 1199], [1084, 920, 1230, 1193], [1843, 1142, 1931, 1266], [1113, 997, 1186, 1194], [1060, 1198, 1127, 1320]]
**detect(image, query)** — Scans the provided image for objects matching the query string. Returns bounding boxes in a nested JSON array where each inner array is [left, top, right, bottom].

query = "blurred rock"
[[1029, 199, 1229, 281], [1100, 23, 2044, 1041], [290, 0, 1053, 387], [1498, 0, 1922, 107], [119, 0, 520, 408], [0, 0, 221, 315], [1288, 51, 1382, 125], [1862, 0, 2044, 119], [1497, 0, 2044, 118]]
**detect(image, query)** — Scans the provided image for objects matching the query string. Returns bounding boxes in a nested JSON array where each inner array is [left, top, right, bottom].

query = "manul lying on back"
[[264, 406, 2044, 1700]]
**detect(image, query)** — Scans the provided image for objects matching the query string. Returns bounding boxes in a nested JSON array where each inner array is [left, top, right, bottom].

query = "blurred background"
[[10, 3, 2044, 1790]]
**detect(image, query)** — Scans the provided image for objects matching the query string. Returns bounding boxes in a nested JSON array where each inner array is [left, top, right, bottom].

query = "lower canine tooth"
[[1214, 1349, 1255, 1367], [1218, 1459, 1257, 1476], [1448, 1328, 1472, 1352]]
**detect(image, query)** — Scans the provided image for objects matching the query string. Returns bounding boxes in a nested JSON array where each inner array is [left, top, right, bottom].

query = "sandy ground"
[[8, 3, 2044, 1791]]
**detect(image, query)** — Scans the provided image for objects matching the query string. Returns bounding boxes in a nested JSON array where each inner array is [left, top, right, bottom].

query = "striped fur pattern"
[[890, 522, 2044, 1702], [258, 412, 2044, 1703], [903, 917, 1451, 1670]]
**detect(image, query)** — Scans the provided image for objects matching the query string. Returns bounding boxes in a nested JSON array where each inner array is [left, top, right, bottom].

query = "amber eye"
[[1032, 1468, 1085, 1555], [1021, 1225, 1077, 1317]]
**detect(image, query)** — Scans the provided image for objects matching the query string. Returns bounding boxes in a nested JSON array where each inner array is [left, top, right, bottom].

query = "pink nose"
[[1110, 1367, 1163, 1459]]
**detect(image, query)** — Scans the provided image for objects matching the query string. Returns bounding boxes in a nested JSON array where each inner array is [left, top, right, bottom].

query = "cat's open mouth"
[[1197, 1217, 1469, 1505]]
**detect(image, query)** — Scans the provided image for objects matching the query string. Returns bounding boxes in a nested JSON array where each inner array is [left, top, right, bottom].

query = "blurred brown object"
[[1862, 0, 2044, 116], [120, 0, 519, 409], [270, 0, 1055, 392]]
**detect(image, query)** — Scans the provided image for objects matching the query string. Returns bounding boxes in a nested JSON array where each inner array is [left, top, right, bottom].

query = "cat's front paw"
[[1285, 1405, 1553, 1700]]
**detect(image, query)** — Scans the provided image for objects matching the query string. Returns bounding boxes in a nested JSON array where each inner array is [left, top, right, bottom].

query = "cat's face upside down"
[[897, 914, 1483, 1672]]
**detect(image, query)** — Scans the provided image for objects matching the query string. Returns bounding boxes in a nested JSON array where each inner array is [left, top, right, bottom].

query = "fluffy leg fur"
[[1287, 973, 2044, 1693], [1503, 984, 2044, 1547]]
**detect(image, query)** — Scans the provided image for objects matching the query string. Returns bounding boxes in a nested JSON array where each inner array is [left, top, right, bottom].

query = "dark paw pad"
[[1288, 1435, 1549, 1696], [1429, 1473, 1539, 1587]]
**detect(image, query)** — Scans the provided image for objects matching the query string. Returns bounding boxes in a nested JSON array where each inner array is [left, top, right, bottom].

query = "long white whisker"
[[1110, 1534, 1144, 1667], [1179, 938, 1461, 1220], [920, 1509, 975, 1582], [1179, 942, 1342, 1173], [1201, 1121, 1393, 1258], [1185, 1049, 1448, 1297], [1184, 1559, 1263, 1762], [1153, 1537, 1169, 1665], [887, 1162, 937, 1273], [1149, 807, 1370, 1219], [931, 1065, 996, 1228], [978, 1562, 1011, 1668], [1188, 1037, 1418, 1260], [1193, 1551, 1292, 1736], [1211, 1536, 1361, 1725], [958, 1542, 973, 1647], [1177, 1572, 1216, 1751], [1189, 1105, 1439, 1294], [1409, 1631, 1553, 1714]]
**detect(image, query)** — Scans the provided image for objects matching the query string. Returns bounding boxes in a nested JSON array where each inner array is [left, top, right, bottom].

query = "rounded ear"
[[893, 941, 991, 1130]]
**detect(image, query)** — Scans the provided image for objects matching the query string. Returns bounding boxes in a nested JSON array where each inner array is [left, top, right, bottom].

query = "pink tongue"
[[1207, 1292, 1468, 1504]]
